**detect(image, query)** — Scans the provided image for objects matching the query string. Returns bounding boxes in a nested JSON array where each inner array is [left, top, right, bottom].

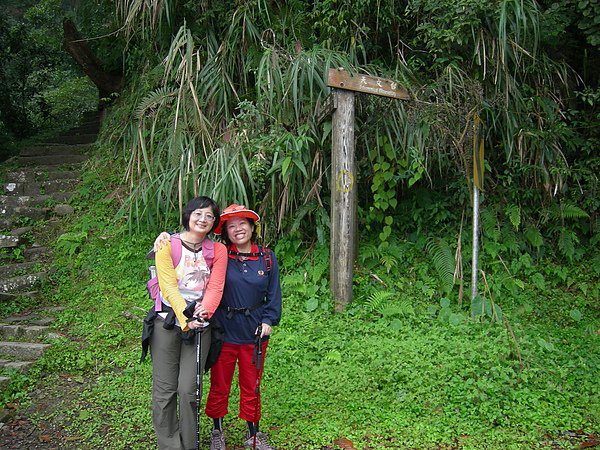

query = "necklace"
[[181, 232, 204, 247], [182, 239, 202, 247], [181, 234, 204, 261]]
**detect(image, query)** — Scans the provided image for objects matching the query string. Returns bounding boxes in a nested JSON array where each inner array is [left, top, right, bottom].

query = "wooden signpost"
[[326, 68, 409, 311], [327, 69, 410, 100]]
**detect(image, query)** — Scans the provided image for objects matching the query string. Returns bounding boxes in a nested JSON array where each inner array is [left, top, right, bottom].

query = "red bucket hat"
[[214, 203, 260, 235]]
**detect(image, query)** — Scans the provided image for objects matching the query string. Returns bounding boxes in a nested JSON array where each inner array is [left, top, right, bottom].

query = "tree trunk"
[[62, 18, 123, 109]]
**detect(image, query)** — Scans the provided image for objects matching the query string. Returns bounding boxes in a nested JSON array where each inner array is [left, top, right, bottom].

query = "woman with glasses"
[[149, 196, 227, 450], [154, 203, 282, 450]]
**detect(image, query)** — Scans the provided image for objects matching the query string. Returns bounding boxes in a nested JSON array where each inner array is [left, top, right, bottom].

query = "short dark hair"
[[221, 218, 258, 245], [181, 196, 221, 233]]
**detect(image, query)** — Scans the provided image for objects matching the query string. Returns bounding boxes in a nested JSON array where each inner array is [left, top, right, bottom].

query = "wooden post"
[[325, 68, 409, 311], [330, 88, 356, 311]]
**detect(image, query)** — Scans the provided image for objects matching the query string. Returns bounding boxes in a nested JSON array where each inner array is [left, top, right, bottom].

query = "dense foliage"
[[2, 1, 599, 259], [0, 1, 598, 448], [92, 0, 598, 265], [66, 0, 598, 318], [1, 159, 597, 449], [0, 0, 97, 161]]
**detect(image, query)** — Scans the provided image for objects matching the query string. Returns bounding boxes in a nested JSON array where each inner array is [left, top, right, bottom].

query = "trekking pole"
[[195, 327, 201, 450], [184, 302, 204, 449], [186, 317, 203, 450], [252, 324, 263, 450]]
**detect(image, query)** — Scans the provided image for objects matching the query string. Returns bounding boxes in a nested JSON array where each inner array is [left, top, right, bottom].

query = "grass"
[[10, 235, 596, 448], [1, 160, 598, 449]]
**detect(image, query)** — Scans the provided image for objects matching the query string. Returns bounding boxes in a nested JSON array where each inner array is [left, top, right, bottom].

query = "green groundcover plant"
[[2, 156, 597, 450]]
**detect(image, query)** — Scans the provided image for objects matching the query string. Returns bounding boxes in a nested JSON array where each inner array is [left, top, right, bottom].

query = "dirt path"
[[0, 377, 77, 450]]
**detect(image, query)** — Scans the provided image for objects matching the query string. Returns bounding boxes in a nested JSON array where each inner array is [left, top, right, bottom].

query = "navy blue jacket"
[[214, 244, 282, 344]]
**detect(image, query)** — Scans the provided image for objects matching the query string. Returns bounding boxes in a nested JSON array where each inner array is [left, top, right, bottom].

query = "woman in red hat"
[[154, 204, 282, 450]]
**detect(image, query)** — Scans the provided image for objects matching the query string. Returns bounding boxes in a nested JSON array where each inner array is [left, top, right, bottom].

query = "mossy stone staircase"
[[0, 110, 100, 392]]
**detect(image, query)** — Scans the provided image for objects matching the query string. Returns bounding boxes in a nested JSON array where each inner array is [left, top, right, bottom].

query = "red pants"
[[205, 340, 268, 422]]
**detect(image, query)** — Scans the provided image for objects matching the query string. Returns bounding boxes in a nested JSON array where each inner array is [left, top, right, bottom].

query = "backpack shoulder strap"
[[170, 233, 183, 266], [202, 237, 215, 269], [259, 246, 272, 274], [147, 233, 183, 313]]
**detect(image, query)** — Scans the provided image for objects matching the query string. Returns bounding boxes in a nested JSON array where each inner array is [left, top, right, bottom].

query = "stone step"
[[64, 121, 100, 134], [20, 144, 88, 157], [0, 194, 53, 207], [0, 262, 38, 278], [42, 179, 80, 194], [0, 205, 50, 220], [3, 182, 20, 196], [51, 203, 75, 218], [0, 342, 50, 360], [18, 154, 89, 166], [69, 122, 100, 134], [10, 227, 32, 237], [3, 178, 81, 197], [0, 204, 74, 225], [0, 272, 46, 294], [0, 324, 50, 340], [0, 217, 17, 230], [69, 112, 99, 123], [0, 291, 37, 302], [0, 186, 76, 202], [10, 163, 85, 173], [4, 182, 31, 196], [1, 312, 59, 326], [45, 134, 97, 145], [3, 182, 77, 199], [0, 359, 34, 372], [23, 246, 50, 260], [47, 169, 80, 180], [0, 235, 19, 248], [80, 109, 101, 121], [5, 168, 80, 183], [3, 179, 79, 196], [2, 227, 33, 241], [0, 376, 8, 390]]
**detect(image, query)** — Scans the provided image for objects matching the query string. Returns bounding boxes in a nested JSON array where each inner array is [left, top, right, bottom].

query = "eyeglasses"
[[191, 211, 215, 221]]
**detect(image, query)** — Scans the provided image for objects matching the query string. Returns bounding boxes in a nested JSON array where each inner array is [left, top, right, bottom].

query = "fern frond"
[[501, 225, 520, 254], [426, 237, 455, 294], [296, 315, 314, 332], [380, 254, 399, 273], [398, 299, 415, 316], [382, 298, 415, 318], [505, 204, 521, 230], [359, 242, 379, 264], [381, 242, 406, 261], [134, 86, 176, 119], [282, 273, 306, 289], [561, 203, 589, 220], [480, 208, 499, 238], [524, 225, 543, 248], [558, 229, 578, 262], [590, 253, 600, 277], [365, 291, 395, 314]]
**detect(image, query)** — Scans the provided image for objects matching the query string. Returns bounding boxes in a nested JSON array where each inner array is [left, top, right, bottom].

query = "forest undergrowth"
[[0, 156, 598, 450]]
